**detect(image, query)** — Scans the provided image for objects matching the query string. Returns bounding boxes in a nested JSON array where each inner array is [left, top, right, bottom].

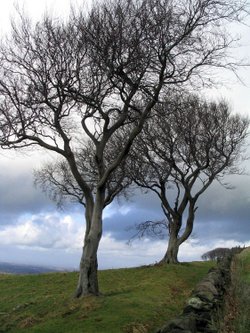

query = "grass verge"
[[0, 261, 214, 333], [232, 248, 250, 333]]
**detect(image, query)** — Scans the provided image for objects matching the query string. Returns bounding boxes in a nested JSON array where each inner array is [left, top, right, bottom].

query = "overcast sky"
[[0, 0, 250, 270]]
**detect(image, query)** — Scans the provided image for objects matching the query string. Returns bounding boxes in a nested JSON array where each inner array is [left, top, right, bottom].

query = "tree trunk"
[[178, 201, 196, 248], [160, 217, 181, 264], [160, 232, 180, 264], [160, 201, 196, 265], [74, 234, 101, 297], [74, 190, 104, 298]]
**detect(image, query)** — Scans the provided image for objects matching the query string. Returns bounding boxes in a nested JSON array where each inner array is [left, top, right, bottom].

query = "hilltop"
[[0, 261, 214, 333]]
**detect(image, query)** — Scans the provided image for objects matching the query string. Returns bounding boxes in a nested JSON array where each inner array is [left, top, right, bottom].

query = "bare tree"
[[129, 93, 248, 264], [0, 0, 248, 296]]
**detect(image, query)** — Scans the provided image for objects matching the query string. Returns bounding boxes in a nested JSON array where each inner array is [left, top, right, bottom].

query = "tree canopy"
[[0, 0, 248, 296], [128, 93, 248, 263]]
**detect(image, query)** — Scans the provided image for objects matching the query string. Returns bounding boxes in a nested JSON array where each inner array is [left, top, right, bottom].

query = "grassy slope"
[[0, 261, 214, 333], [233, 248, 250, 333]]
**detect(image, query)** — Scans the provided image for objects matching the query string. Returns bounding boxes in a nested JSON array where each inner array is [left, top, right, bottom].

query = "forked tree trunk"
[[160, 232, 180, 264], [159, 217, 181, 264], [74, 190, 104, 298], [160, 203, 195, 265]]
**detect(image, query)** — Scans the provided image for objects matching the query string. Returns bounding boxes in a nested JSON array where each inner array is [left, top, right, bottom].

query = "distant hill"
[[0, 262, 65, 274]]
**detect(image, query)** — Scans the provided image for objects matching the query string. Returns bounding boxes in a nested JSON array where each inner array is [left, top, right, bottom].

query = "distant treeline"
[[201, 246, 245, 261]]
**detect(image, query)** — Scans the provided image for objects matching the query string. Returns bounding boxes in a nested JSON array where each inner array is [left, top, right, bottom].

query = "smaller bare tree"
[[128, 93, 249, 264]]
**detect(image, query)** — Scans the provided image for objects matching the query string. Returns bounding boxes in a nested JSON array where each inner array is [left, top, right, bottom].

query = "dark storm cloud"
[[103, 190, 165, 241], [103, 171, 250, 245], [1, 146, 250, 246], [193, 173, 250, 242], [0, 157, 54, 225]]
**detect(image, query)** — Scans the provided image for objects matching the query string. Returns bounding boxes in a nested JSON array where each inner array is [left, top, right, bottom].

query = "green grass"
[[233, 248, 250, 333], [0, 261, 214, 333]]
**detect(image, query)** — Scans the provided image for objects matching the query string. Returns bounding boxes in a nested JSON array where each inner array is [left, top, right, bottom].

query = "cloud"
[[0, 147, 250, 271], [0, 212, 85, 251], [0, 209, 249, 270], [0, 153, 55, 222]]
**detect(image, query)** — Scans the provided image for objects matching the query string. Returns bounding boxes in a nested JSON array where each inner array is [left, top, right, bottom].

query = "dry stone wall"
[[156, 255, 232, 333]]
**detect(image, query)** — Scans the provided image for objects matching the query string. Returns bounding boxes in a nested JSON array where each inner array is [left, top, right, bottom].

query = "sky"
[[0, 0, 250, 270]]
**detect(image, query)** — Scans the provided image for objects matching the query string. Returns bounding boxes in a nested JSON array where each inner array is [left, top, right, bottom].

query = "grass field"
[[233, 248, 250, 333], [0, 261, 214, 333]]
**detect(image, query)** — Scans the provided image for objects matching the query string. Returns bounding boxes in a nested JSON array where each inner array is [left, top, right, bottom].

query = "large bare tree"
[[129, 94, 248, 264], [0, 0, 248, 296]]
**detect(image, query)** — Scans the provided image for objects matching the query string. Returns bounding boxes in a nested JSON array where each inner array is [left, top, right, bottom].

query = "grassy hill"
[[0, 261, 214, 333]]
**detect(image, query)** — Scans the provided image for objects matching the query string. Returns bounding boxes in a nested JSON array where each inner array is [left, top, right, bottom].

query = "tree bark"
[[160, 231, 180, 264], [160, 204, 195, 264], [178, 201, 196, 246], [74, 189, 104, 298], [160, 217, 181, 264], [74, 234, 101, 297]]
